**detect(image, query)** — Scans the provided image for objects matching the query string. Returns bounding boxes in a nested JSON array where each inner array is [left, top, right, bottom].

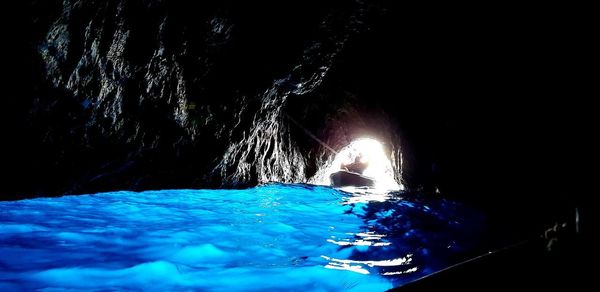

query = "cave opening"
[[311, 138, 402, 191]]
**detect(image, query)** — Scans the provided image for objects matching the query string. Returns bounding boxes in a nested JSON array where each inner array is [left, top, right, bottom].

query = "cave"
[[0, 0, 591, 290]]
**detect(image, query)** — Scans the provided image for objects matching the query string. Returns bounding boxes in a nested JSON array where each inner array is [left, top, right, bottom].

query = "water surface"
[[0, 184, 484, 291]]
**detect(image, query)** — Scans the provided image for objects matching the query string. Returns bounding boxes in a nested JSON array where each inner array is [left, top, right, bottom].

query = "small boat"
[[330, 170, 375, 187]]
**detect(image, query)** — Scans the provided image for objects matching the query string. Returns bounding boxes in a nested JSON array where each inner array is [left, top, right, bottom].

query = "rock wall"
[[3, 0, 399, 198], [2, 0, 591, 221]]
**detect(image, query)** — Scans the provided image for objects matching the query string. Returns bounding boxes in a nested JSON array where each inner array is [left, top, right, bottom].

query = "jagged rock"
[[3, 0, 403, 198], [2, 0, 588, 218]]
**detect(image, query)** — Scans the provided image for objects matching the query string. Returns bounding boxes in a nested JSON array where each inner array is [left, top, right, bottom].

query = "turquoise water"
[[0, 184, 484, 291]]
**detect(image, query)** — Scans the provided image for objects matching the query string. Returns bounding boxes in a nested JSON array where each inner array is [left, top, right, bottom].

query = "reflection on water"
[[0, 184, 484, 291], [323, 186, 486, 286]]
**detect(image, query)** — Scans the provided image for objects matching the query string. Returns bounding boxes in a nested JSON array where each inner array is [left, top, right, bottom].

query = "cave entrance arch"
[[312, 138, 401, 191]]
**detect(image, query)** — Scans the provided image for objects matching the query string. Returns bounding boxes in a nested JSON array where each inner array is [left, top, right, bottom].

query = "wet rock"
[[2, 1, 588, 215]]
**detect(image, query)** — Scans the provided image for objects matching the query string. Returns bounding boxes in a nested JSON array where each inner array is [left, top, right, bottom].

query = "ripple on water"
[[0, 183, 485, 291]]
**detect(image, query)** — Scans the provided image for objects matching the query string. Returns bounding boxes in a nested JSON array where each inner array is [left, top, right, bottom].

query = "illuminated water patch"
[[0, 184, 484, 291]]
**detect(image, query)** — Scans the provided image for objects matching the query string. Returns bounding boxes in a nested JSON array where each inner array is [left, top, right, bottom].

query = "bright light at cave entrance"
[[312, 138, 402, 191]]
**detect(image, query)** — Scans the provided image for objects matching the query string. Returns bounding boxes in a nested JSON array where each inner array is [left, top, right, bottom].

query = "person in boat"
[[341, 153, 369, 174]]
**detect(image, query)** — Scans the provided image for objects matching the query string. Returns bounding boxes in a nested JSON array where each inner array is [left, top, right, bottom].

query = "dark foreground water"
[[0, 184, 485, 291]]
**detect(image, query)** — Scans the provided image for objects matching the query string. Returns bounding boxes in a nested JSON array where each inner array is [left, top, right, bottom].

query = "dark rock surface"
[[2, 1, 592, 225]]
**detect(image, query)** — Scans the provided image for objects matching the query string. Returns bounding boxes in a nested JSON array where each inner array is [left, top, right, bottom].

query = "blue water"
[[0, 184, 484, 291]]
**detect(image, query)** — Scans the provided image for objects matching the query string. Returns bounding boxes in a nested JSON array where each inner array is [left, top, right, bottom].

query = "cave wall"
[[3, 0, 392, 198], [2, 0, 592, 222]]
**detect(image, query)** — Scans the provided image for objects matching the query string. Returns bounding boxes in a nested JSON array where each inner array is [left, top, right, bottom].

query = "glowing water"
[[0, 184, 483, 291]]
